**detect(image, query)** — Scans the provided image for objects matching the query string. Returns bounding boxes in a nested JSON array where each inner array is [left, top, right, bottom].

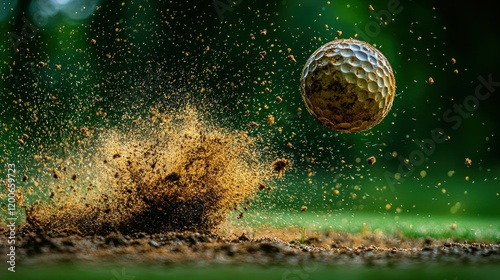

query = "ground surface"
[[3, 228, 499, 267]]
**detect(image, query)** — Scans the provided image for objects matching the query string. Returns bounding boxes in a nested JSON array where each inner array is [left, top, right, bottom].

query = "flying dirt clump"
[[272, 158, 290, 178], [24, 107, 274, 235]]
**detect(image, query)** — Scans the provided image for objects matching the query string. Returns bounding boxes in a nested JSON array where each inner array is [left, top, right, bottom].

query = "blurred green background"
[[1, 0, 499, 228]]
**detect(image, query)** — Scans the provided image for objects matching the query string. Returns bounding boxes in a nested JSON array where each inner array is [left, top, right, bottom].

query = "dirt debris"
[[23, 107, 275, 236], [272, 158, 290, 178], [1, 229, 498, 266]]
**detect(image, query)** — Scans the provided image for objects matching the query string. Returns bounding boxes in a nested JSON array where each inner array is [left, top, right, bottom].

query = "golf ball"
[[300, 39, 396, 133]]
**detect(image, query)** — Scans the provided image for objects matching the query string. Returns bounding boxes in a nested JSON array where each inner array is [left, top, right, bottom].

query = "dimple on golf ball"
[[300, 39, 396, 133]]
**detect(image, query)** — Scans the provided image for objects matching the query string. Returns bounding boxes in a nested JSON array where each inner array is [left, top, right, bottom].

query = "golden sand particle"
[[51, 168, 62, 179], [80, 126, 91, 136], [428, 77, 434, 85], [451, 58, 456, 64], [464, 157, 472, 166], [301, 205, 308, 212], [286, 54, 296, 63], [275, 96, 283, 103], [248, 121, 259, 128], [385, 204, 391, 210], [267, 115, 275, 125], [259, 50, 267, 59], [369, 5, 374, 11], [15, 190, 24, 205]]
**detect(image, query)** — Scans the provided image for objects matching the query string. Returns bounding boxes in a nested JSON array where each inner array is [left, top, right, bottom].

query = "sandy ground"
[[2, 228, 499, 267]]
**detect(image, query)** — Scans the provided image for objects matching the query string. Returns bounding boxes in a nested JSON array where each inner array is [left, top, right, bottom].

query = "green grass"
[[2, 263, 500, 280], [231, 209, 500, 242], [2, 208, 498, 280]]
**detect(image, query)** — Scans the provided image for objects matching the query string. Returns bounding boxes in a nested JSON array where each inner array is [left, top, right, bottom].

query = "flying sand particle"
[[24, 107, 275, 235]]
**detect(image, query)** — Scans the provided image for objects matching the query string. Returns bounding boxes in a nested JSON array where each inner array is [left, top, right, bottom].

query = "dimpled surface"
[[300, 39, 396, 133]]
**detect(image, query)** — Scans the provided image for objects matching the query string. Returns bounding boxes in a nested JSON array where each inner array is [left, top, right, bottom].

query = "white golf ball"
[[300, 39, 396, 133]]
